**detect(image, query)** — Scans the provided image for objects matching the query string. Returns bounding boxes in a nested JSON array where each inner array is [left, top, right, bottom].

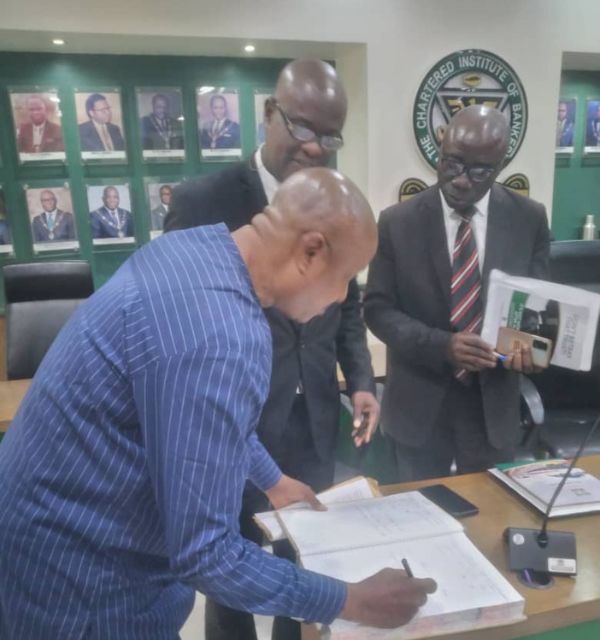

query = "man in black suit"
[[199, 94, 241, 150], [78, 93, 125, 152], [89, 186, 134, 239], [150, 184, 172, 231], [140, 94, 184, 150], [165, 59, 379, 640], [365, 105, 550, 482], [31, 190, 76, 242]]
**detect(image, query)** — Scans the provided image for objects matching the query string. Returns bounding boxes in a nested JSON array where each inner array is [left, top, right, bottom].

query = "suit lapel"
[[482, 184, 511, 301], [422, 187, 453, 309], [241, 155, 268, 212]]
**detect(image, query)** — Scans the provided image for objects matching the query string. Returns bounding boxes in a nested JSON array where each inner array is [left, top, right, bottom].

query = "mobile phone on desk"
[[496, 327, 552, 369], [419, 484, 479, 518]]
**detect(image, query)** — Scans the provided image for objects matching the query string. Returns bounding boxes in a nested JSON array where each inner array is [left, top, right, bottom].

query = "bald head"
[[40, 190, 57, 212], [443, 105, 509, 157], [238, 167, 376, 323], [438, 105, 509, 212], [262, 59, 347, 182], [274, 59, 347, 121]]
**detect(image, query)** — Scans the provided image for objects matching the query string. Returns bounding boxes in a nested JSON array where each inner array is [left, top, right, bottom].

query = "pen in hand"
[[401, 557, 414, 578], [351, 412, 369, 439]]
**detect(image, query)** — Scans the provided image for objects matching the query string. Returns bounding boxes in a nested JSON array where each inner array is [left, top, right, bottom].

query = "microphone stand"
[[504, 413, 600, 588]]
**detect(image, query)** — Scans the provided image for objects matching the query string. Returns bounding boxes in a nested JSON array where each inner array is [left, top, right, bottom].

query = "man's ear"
[[264, 97, 276, 124], [296, 231, 328, 275]]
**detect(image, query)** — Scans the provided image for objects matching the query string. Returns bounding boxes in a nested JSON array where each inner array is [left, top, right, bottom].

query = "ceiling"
[[0, 29, 346, 60]]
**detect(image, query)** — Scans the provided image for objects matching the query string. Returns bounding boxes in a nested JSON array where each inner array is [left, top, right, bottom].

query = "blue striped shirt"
[[0, 225, 346, 639]]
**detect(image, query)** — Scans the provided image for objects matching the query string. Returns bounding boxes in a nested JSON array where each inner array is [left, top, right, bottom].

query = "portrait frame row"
[[5, 86, 273, 165], [555, 97, 600, 155], [0, 179, 182, 256]]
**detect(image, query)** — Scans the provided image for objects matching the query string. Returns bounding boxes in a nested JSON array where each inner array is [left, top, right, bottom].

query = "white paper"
[[481, 269, 600, 371], [255, 476, 375, 542]]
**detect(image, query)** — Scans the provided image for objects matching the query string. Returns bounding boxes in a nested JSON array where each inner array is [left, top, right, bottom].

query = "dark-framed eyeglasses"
[[271, 99, 344, 152], [439, 156, 496, 183]]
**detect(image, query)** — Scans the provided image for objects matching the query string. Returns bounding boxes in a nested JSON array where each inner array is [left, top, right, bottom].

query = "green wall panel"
[[0, 51, 290, 309], [521, 619, 600, 640], [553, 71, 600, 240]]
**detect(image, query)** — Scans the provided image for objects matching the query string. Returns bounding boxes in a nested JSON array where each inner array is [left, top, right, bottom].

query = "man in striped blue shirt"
[[0, 168, 436, 639]]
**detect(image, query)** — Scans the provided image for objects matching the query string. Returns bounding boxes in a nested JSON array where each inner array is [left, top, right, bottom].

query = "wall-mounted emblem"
[[502, 173, 530, 197], [413, 49, 528, 170], [398, 178, 428, 202]]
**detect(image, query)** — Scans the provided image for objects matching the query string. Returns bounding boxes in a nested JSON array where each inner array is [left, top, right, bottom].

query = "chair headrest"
[[3, 261, 94, 303]]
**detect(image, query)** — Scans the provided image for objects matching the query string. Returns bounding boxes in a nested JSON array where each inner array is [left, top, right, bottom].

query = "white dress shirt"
[[32, 123, 45, 147], [439, 189, 490, 272], [255, 145, 280, 205]]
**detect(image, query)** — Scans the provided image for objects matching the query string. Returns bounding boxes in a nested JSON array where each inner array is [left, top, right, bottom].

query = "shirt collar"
[[255, 145, 280, 205], [439, 188, 490, 221]]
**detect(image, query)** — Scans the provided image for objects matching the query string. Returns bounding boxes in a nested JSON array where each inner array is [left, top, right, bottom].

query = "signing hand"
[[351, 391, 380, 447], [447, 332, 497, 371], [264, 474, 326, 511], [341, 567, 437, 628]]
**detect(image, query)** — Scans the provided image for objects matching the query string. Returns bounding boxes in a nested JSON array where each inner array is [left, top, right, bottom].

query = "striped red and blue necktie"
[[450, 209, 482, 381]]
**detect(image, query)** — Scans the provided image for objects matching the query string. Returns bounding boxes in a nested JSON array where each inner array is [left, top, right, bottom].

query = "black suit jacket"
[[78, 121, 125, 152], [364, 184, 550, 450], [31, 210, 76, 242], [165, 159, 375, 463]]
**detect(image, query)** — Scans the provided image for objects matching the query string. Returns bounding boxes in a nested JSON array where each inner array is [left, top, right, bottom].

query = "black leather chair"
[[3, 261, 94, 379], [530, 241, 600, 458]]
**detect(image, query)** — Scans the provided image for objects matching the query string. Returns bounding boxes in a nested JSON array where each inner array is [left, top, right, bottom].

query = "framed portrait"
[[145, 179, 181, 239], [196, 87, 242, 159], [0, 187, 14, 255], [24, 184, 79, 254], [9, 89, 66, 164], [555, 98, 576, 154], [86, 183, 135, 245], [75, 89, 127, 162], [254, 90, 272, 146], [136, 88, 185, 161], [584, 99, 600, 154]]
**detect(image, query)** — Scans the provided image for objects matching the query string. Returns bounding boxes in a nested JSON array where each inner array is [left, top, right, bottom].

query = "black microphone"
[[504, 412, 600, 587]]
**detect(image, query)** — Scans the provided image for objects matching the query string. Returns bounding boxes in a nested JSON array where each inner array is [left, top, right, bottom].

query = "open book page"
[[481, 269, 600, 371], [490, 460, 600, 516], [254, 476, 378, 542], [277, 492, 463, 557], [304, 532, 524, 640]]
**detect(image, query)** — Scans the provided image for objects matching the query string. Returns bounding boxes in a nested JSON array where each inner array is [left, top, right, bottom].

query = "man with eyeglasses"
[[165, 59, 380, 640], [365, 105, 550, 482], [79, 93, 125, 152]]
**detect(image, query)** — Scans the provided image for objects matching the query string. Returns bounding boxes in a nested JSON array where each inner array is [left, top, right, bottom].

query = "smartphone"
[[496, 327, 552, 368], [419, 484, 479, 518]]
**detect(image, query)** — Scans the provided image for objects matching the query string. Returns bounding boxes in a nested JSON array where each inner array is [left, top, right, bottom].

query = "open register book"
[[275, 490, 525, 639], [489, 459, 600, 518], [254, 476, 379, 542]]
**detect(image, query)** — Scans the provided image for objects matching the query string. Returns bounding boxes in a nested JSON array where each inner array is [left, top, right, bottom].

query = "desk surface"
[[0, 378, 31, 432], [303, 455, 600, 640]]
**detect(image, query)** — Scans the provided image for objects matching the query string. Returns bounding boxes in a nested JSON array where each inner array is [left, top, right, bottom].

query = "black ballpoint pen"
[[401, 557, 414, 578]]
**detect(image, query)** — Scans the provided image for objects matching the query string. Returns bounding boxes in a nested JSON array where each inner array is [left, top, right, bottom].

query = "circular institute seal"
[[413, 49, 528, 169]]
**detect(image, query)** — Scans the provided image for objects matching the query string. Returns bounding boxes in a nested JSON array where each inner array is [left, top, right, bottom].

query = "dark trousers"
[[387, 377, 515, 482], [205, 395, 335, 640]]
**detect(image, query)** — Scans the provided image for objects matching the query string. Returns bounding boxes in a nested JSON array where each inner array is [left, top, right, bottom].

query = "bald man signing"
[[0, 168, 435, 639], [365, 105, 550, 481], [166, 59, 380, 640]]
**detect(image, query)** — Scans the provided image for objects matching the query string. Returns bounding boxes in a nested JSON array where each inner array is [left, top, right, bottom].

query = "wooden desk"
[[0, 379, 31, 432], [303, 455, 600, 639]]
